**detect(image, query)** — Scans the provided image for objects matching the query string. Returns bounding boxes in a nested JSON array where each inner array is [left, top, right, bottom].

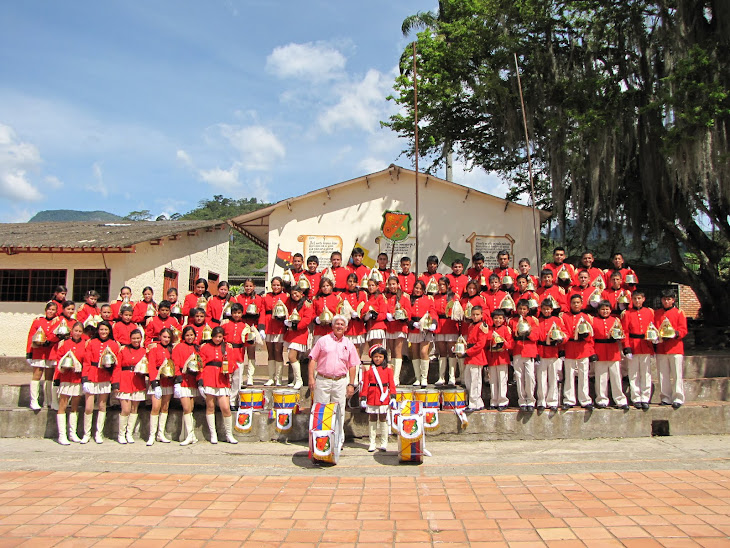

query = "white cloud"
[[198, 162, 270, 202], [357, 157, 389, 174], [86, 161, 108, 197], [176, 149, 194, 168], [44, 175, 63, 189], [452, 159, 508, 197], [1, 207, 35, 223], [0, 123, 44, 202], [218, 124, 285, 171], [266, 42, 346, 82], [318, 69, 392, 133], [199, 163, 241, 188]]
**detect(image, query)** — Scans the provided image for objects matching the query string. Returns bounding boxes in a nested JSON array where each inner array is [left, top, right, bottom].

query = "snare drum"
[[239, 388, 265, 410], [309, 402, 341, 465], [395, 387, 414, 404], [441, 387, 467, 409], [272, 388, 300, 433], [398, 401, 424, 463], [414, 389, 440, 431]]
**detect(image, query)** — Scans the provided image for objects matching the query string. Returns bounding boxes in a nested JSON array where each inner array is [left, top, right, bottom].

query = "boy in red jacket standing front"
[[486, 309, 513, 410], [457, 306, 489, 410], [654, 289, 688, 409], [592, 301, 629, 409], [561, 294, 596, 410], [621, 291, 656, 409]]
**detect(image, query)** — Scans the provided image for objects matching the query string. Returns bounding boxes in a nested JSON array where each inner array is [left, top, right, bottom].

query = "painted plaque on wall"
[[297, 235, 343, 269], [374, 236, 417, 270], [465, 232, 515, 269]]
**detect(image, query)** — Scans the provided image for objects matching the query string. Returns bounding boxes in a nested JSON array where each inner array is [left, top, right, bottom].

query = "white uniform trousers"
[[512, 356, 536, 407], [656, 353, 685, 404], [628, 354, 653, 404], [563, 357, 591, 406], [535, 356, 562, 408], [463, 364, 484, 409], [312, 375, 348, 447], [594, 361, 627, 407], [487, 364, 509, 408]]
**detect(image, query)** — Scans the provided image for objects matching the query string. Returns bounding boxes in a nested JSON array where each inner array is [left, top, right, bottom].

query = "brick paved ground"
[[0, 469, 729, 547]]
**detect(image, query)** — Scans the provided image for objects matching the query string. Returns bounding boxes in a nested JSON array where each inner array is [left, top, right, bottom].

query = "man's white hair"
[[332, 314, 349, 327]]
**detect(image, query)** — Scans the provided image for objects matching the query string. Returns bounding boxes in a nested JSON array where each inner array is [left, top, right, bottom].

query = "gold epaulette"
[[479, 323, 490, 334]]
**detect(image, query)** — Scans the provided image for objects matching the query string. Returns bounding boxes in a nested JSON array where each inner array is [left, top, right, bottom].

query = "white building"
[[0, 220, 229, 356], [229, 165, 549, 280]]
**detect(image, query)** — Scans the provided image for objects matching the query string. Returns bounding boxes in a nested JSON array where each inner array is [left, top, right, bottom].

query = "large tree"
[[386, 0, 730, 323]]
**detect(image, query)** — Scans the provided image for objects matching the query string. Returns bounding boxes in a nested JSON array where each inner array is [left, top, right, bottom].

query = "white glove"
[[173, 384, 182, 399], [82, 382, 94, 394], [351, 311, 358, 319], [198, 386, 207, 399], [413, 321, 420, 330], [259, 329, 266, 339], [284, 319, 292, 327], [153, 386, 162, 400], [429, 323, 437, 332], [386, 313, 394, 322], [26, 359, 33, 367], [315, 317, 321, 325], [360, 399, 367, 409]]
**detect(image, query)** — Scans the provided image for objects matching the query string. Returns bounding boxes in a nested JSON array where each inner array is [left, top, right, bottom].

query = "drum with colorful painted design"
[[441, 387, 466, 409], [308, 402, 341, 465], [414, 389, 440, 431], [272, 388, 300, 433], [239, 388, 265, 410], [398, 401, 424, 463]]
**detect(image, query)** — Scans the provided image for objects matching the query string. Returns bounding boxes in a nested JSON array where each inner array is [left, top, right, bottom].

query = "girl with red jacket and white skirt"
[[408, 281, 437, 386], [82, 321, 120, 444], [222, 303, 252, 408], [173, 326, 202, 446], [26, 301, 60, 411], [363, 279, 388, 348], [259, 277, 289, 386], [52, 321, 85, 445], [146, 328, 175, 445], [113, 329, 148, 444], [360, 345, 395, 452], [198, 326, 238, 444], [283, 286, 313, 390], [342, 273, 368, 349], [236, 278, 264, 386], [433, 277, 460, 386], [384, 276, 412, 386]]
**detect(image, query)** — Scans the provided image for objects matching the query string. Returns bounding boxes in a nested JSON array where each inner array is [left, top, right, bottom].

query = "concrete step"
[[1, 401, 728, 442]]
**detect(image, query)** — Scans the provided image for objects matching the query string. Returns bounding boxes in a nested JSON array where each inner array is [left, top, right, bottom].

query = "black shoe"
[[519, 405, 527, 412], [672, 402, 682, 409], [634, 402, 643, 409], [536, 405, 545, 412], [642, 402, 649, 410], [660, 401, 671, 406], [549, 406, 558, 412], [619, 404, 630, 410], [595, 404, 607, 409], [562, 404, 573, 410], [526, 406, 534, 412], [497, 406, 507, 412], [489, 406, 497, 410], [582, 404, 594, 410]]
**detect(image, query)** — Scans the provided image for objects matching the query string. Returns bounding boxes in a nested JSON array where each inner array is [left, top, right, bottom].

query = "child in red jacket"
[[592, 301, 629, 409], [456, 306, 489, 410], [361, 346, 395, 452], [561, 294, 596, 410], [486, 309, 514, 410], [654, 289, 688, 408], [509, 300, 540, 411], [621, 291, 656, 409]]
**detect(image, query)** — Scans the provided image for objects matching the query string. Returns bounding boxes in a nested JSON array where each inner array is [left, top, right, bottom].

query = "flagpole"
[[413, 41, 420, 272], [514, 53, 541, 266]]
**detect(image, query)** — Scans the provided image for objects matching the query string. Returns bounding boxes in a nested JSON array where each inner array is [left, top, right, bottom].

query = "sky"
[[0, 1, 506, 223]]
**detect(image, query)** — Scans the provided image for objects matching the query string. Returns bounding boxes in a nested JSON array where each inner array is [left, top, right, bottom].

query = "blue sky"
[[0, 1, 504, 222]]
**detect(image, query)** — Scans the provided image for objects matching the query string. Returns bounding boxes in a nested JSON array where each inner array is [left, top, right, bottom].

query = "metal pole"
[[413, 42, 420, 271], [514, 53, 541, 266]]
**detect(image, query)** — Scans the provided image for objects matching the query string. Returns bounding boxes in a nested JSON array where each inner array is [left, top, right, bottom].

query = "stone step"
[[2, 376, 728, 410], [1, 401, 728, 442]]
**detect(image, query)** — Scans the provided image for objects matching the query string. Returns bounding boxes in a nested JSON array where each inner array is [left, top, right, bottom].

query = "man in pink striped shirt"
[[309, 315, 360, 449]]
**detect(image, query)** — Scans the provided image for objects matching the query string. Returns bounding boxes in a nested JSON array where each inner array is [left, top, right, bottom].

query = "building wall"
[[266, 170, 541, 279], [0, 229, 228, 356], [679, 284, 702, 319]]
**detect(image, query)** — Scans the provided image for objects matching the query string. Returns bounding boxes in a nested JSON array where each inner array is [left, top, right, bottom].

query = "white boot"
[[117, 415, 129, 444], [29, 380, 41, 410], [246, 358, 255, 386], [435, 358, 447, 385], [56, 413, 70, 445], [157, 412, 171, 443], [275, 361, 284, 386], [378, 420, 388, 451], [368, 421, 377, 452], [51, 384, 59, 410], [223, 415, 238, 444], [80, 413, 93, 444], [412, 359, 422, 386], [289, 361, 303, 390], [147, 414, 159, 446], [68, 412, 82, 443], [180, 413, 196, 446], [206, 413, 218, 444], [421, 359, 430, 386], [394, 358, 402, 386], [126, 413, 137, 443], [94, 411, 106, 444], [44, 380, 53, 408], [450, 357, 459, 385], [230, 367, 242, 408], [264, 360, 275, 386]]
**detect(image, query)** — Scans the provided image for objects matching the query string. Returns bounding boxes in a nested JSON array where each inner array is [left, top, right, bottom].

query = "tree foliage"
[[387, 0, 730, 323]]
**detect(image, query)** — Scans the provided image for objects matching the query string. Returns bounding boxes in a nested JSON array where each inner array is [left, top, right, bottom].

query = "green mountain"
[[29, 210, 123, 222]]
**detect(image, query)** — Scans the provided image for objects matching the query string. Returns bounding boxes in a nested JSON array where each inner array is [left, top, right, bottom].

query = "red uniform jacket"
[[53, 338, 86, 384], [49, 297, 66, 317], [172, 341, 200, 389], [363, 293, 388, 332], [482, 289, 508, 316], [512, 289, 540, 315], [329, 266, 350, 294], [83, 338, 120, 383], [206, 294, 233, 325], [561, 312, 595, 359], [460, 294, 487, 334], [621, 307, 656, 355], [508, 315, 540, 358], [486, 324, 513, 366], [236, 293, 264, 327], [113, 346, 148, 393], [132, 300, 157, 325], [542, 262, 575, 285], [419, 272, 443, 294], [147, 342, 175, 388], [222, 319, 252, 364], [603, 267, 639, 289], [446, 273, 470, 298], [198, 341, 234, 388], [182, 292, 206, 318], [259, 291, 289, 335], [385, 293, 411, 334], [592, 316, 622, 362], [113, 320, 141, 346], [537, 315, 566, 359], [654, 307, 687, 355], [375, 268, 393, 293], [284, 300, 314, 345], [110, 299, 135, 321], [341, 289, 367, 337], [26, 316, 57, 360], [567, 286, 596, 313], [144, 315, 181, 345], [464, 321, 489, 366], [397, 272, 417, 295], [348, 264, 370, 284], [409, 294, 437, 335], [602, 287, 633, 316], [312, 293, 341, 337], [466, 266, 493, 290], [536, 284, 568, 313], [434, 292, 459, 335], [76, 303, 101, 326], [493, 266, 518, 287], [572, 266, 604, 288], [301, 270, 322, 294], [361, 364, 396, 406], [188, 321, 214, 345]]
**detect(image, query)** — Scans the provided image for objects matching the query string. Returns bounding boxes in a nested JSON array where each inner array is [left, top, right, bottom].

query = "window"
[[208, 271, 219, 294], [189, 266, 200, 291], [0, 269, 66, 302], [163, 268, 178, 297], [73, 269, 110, 302]]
